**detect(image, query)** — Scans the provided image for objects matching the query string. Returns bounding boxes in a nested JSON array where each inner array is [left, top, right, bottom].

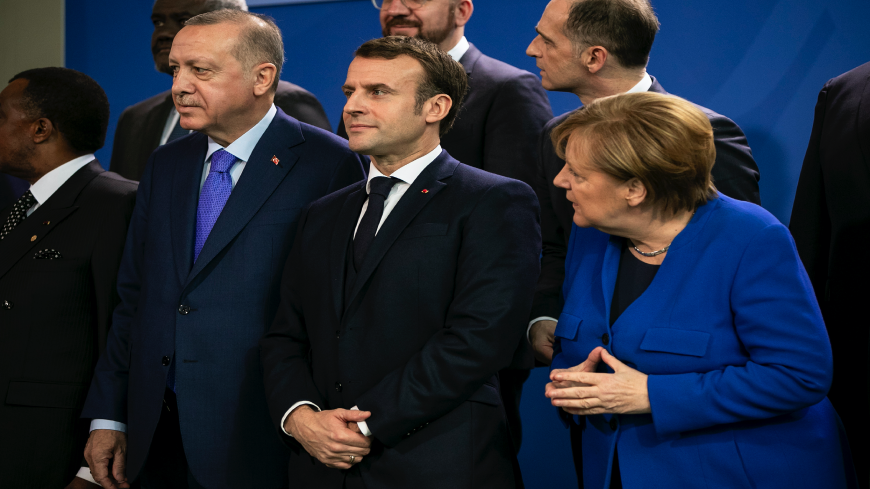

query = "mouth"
[[348, 123, 376, 132]]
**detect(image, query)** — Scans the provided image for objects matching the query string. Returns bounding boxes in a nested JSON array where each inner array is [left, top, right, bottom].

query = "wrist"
[[285, 405, 314, 436]]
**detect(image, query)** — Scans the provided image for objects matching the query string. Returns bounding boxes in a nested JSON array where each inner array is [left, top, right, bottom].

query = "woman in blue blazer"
[[544, 92, 856, 488]]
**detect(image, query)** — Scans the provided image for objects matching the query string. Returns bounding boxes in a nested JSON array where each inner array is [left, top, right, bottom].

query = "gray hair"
[[202, 0, 248, 11], [185, 9, 284, 92]]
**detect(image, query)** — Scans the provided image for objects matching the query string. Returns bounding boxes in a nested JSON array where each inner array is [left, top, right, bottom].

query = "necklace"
[[630, 241, 669, 257]]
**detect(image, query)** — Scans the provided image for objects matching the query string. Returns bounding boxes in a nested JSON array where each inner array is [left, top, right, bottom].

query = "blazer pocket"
[[639, 328, 711, 357], [554, 312, 581, 341], [27, 258, 87, 272], [400, 223, 449, 240], [5, 381, 88, 409], [467, 382, 501, 406]]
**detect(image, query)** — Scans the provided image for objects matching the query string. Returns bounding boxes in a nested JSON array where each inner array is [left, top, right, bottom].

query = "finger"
[[551, 370, 601, 384], [331, 430, 373, 449], [92, 458, 119, 489], [552, 397, 601, 410], [336, 409, 371, 422], [547, 385, 598, 400], [112, 449, 127, 485], [599, 348, 626, 372]]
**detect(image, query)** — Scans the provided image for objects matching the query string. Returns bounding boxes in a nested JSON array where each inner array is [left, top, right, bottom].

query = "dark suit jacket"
[[0, 161, 136, 488], [340, 43, 553, 187], [790, 60, 870, 479], [81, 110, 366, 488], [260, 151, 541, 489], [532, 76, 761, 321], [110, 80, 333, 181], [0, 173, 29, 208]]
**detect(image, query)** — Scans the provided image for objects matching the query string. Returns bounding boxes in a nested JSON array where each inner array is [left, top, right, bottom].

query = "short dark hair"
[[185, 9, 284, 92], [355, 36, 468, 137], [565, 0, 660, 69], [9, 67, 110, 154]]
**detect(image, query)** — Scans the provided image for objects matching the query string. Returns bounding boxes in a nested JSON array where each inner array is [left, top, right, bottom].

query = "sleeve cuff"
[[89, 419, 127, 433], [281, 401, 321, 437], [76, 466, 98, 484], [528, 316, 558, 344], [351, 405, 372, 437]]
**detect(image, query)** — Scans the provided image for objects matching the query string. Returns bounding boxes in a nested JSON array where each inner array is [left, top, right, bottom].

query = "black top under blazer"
[[260, 151, 542, 489]]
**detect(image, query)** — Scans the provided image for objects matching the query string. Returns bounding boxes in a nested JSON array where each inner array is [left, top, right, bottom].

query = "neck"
[[576, 69, 646, 106], [207, 99, 271, 147], [622, 207, 694, 255], [25, 148, 85, 185], [439, 27, 464, 53], [370, 137, 439, 176]]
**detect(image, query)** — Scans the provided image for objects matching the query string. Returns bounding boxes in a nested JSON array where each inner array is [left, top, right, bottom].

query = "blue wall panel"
[[65, 1, 870, 488]]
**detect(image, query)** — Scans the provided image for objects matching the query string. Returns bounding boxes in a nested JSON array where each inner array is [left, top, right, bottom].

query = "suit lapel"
[[857, 71, 870, 170], [458, 43, 482, 75], [185, 112, 304, 285], [0, 160, 102, 279], [330, 183, 367, 319], [648, 76, 669, 95], [345, 153, 459, 312], [170, 133, 208, 285]]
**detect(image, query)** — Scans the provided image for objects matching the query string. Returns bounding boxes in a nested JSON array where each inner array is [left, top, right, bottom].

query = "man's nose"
[[384, 0, 412, 16], [172, 69, 194, 96], [526, 36, 541, 58], [343, 91, 364, 115]]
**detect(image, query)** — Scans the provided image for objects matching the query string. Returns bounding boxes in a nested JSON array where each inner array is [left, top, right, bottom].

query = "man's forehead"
[[349, 56, 423, 80], [152, 0, 209, 15]]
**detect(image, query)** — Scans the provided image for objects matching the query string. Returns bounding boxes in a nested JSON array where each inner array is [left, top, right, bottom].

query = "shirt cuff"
[[528, 316, 558, 344], [89, 419, 127, 433], [281, 401, 321, 437], [76, 466, 98, 485], [351, 405, 372, 436]]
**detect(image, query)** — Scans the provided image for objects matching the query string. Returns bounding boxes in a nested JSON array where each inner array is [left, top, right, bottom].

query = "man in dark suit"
[[110, 0, 332, 181], [0, 174, 28, 208], [0, 68, 136, 489], [526, 0, 761, 365], [790, 61, 870, 487], [338, 0, 553, 450], [81, 11, 365, 489], [261, 36, 541, 489]]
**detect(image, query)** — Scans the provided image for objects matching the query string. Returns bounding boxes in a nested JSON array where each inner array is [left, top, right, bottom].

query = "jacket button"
[[162, 356, 171, 366], [609, 417, 618, 431], [178, 305, 190, 315], [335, 382, 342, 392], [602, 333, 610, 345], [2, 300, 12, 310]]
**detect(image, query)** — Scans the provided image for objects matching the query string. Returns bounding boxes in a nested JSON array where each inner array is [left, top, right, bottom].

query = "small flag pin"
[[271, 155, 280, 165], [421, 189, 429, 194]]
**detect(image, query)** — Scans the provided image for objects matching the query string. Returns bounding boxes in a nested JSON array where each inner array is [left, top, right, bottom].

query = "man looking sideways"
[[261, 36, 541, 489]]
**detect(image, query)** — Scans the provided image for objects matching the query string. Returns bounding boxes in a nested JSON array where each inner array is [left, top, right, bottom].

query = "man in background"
[[0, 67, 136, 489], [339, 0, 553, 451], [81, 10, 365, 488], [790, 61, 870, 487], [110, 0, 332, 181], [0, 173, 28, 208]]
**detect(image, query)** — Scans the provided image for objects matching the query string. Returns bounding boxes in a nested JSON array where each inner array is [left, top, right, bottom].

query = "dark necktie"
[[166, 115, 190, 143], [354, 176, 399, 270], [0, 190, 36, 241], [194, 149, 237, 262]]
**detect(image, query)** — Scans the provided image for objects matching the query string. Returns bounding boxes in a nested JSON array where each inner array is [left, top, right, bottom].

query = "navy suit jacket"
[[532, 76, 761, 321], [790, 60, 870, 475], [260, 152, 541, 489], [554, 195, 855, 489], [81, 110, 366, 488]]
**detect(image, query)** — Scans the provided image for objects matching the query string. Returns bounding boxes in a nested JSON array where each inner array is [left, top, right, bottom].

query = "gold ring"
[[349, 455, 355, 464]]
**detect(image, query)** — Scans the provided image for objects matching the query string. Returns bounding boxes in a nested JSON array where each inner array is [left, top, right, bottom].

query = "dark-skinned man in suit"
[[110, 0, 332, 181], [339, 0, 553, 451], [261, 36, 540, 489], [81, 10, 365, 489], [0, 68, 136, 489]]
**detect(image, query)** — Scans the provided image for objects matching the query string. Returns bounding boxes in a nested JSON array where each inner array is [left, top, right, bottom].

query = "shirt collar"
[[447, 36, 470, 62], [626, 73, 653, 94], [205, 104, 277, 163], [29, 154, 95, 205], [366, 145, 443, 193]]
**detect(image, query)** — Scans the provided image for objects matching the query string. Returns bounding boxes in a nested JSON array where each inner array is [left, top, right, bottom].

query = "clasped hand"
[[285, 406, 373, 470], [546, 346, 651, 415]]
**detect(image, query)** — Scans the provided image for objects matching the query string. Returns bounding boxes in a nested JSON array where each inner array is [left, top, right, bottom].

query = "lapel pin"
[[421, 189, 429, 194], [271, 155, 280, 165], [31, 235, 37, 242], [42, 221, 50, 225]]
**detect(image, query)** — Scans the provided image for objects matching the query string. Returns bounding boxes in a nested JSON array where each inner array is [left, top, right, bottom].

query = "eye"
[[153, 19, 164, 27], [170, 65, 179, 76], [343, 90, 353, 98], [194, 67, 208, 74], [372, 89, 386, 96]]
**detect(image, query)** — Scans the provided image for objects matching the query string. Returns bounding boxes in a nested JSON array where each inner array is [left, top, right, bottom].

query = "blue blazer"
[[553, 195, 856, 489], [81, 110, 366, 488]]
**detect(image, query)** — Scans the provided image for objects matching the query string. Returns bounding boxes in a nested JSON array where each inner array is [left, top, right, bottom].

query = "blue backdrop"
[[64, 1, 870, 487]]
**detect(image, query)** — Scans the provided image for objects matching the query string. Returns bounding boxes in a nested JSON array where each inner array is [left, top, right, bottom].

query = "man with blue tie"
[[80, 9, 366, 489]]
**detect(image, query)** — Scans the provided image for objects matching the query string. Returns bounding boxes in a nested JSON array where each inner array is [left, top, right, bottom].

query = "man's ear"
[[583, 45, 609, 74], [424, 94, 453, 125], [31, 118, 54, 145], [624, 177, 647, 208], [455, 0, 474, 27], [252, 62, 278, 97]]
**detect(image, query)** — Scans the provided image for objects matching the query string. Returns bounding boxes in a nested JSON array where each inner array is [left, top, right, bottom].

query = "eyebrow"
[[536, 27, 555, 44], [342, 83, 394, 92]]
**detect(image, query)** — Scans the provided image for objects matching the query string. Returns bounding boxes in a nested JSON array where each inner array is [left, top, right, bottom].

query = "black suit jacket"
[[109, 80, 332, 181], [532, 76, 761, 321], [0, 161, 136, 487], [789, 60, 870, 479], [340, 44, 553, 187], [260, 152, 541, 489]]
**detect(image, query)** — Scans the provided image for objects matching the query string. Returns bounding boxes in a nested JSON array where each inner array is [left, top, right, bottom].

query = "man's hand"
[[285, 406, 373, 470], [64, 476, 101, 489], [546, 347, 650, 415], [84, 429, 129, 489], [530, 319, 557, 364]]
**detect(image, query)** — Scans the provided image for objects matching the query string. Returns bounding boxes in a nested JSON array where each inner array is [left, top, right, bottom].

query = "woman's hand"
[[546, 347, 651, 415]]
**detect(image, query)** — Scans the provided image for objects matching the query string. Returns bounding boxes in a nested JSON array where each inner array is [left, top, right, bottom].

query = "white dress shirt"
[[526, 73, 652, 343], [159, 106, 188, 146], [447, 36, 470, 62], [280, 145, 444, 439], [78, 105, 278, 484], [25, 154, 95, 216]]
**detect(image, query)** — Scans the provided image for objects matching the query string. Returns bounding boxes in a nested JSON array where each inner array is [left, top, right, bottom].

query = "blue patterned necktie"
[[195, 149, 237, 262]]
